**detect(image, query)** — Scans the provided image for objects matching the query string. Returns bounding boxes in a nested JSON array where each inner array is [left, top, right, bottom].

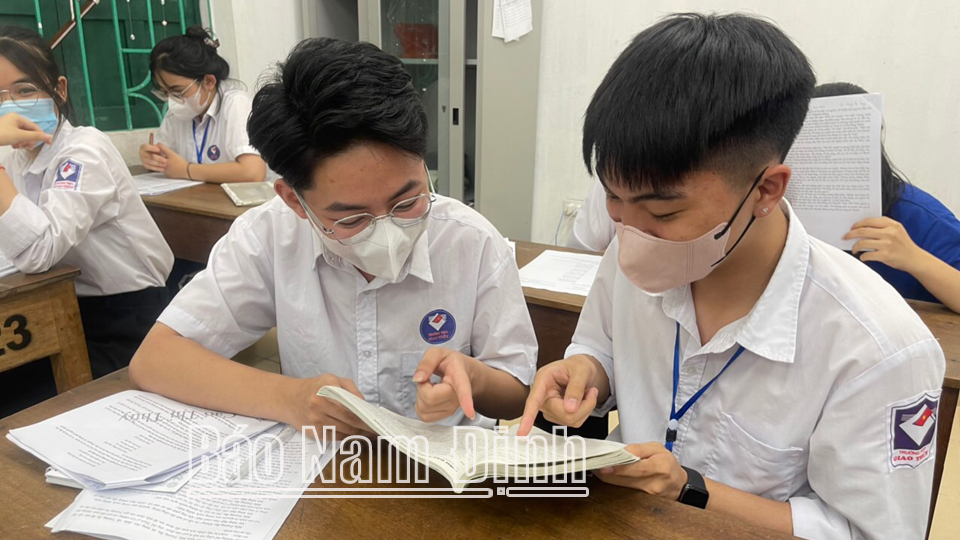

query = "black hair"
[[812, 82, 907, 215], [583, 13, 816, 192], [248, 37, 428, 191], [0, 25, 71, 122], [149, 25, 229, 91]]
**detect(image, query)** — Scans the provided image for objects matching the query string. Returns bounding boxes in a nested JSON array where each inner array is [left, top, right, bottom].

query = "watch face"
[[681, 486, 709, 509]]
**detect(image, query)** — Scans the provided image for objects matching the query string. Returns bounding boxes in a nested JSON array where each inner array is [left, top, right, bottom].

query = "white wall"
[[530, 1, 960, 244], [207, 0, 306, 93]]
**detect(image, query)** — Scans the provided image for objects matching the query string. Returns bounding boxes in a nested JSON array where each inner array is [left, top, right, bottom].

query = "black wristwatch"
[[677, 466, 709, 509]]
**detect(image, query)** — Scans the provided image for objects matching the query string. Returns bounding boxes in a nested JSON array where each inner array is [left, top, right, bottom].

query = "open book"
[[319, 386, 638, 492]]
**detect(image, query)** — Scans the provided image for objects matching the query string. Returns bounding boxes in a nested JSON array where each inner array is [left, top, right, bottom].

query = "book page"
[[7, 390, 277, 489], [784, 94, 883, 250], [318, 387, 638, 490]]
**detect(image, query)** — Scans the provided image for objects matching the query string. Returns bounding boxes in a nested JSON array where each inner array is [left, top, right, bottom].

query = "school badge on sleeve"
[[54, 159, 83, 191], [419, 309, 456, 345], [888, 391, 939, 470]]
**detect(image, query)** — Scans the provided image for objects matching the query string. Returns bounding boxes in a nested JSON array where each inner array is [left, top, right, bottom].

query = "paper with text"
[[518, 250, 602, 297], [785, 94, 883, 250], [133, 172, 202, 196], [47, 425, 333, 540], [492, 0, 533, 42], [7, 390, 277, 490]]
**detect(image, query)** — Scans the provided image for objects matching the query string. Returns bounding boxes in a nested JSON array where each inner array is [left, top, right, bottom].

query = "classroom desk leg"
[[47, 280, 91, 393]]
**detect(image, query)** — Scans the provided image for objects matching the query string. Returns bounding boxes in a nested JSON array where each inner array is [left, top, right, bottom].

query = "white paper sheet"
[[518, 250, 602, 297], [492, 0, 533, 42], [7, 390, 277, 490], [784, 94, 883, 250], [133, 172, 202, 196], [46, 465, 201, 493], [47, 426, 334, 540]]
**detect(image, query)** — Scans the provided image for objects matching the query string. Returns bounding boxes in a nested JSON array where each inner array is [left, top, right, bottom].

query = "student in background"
[[519, 14, 942, 540], [812, 82, 960, 313], [139, 25, 266, 184], [131, 38, 536, 437], [567, 179, 616, 252], [0, 26, 173, 379]]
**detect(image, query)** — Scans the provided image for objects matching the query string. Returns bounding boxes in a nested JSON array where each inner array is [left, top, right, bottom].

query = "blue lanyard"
[[666, 321, 745, 452], [192, 118, 211, 164]]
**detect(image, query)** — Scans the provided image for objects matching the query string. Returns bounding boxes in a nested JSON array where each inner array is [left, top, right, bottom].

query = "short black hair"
[[150, 25, 229, 87], [248, 38, 428, 191], [813, 82, 908, 215], [0, 25, 72, 122], [583, 13, 816, 192]]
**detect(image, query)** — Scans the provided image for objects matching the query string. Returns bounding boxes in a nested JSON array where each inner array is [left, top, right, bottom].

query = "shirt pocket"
[[703, 412, 805, 501], [397, 345, 470, 417]]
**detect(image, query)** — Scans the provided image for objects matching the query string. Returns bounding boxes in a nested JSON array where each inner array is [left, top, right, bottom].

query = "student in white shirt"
[[0, 26, 174, 379], [567, 179, 615, 252], [130, 38, 537, 436], [139, 26, 266, 184], [519, 14, 944, 540]]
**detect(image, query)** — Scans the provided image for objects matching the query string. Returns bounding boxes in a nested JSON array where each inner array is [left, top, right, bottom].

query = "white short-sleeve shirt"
[[158, 195, 538, 427], [155, 84, 258, 165], [0, 121, 173, 296], [567, 200, 945, 540]]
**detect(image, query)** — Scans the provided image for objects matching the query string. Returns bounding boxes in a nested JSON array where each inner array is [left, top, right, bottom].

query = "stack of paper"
[[7, 390, 278, 490], [518, 250, 602, 297], [46, 424, 334, 540], [133, 172, 202, 196]]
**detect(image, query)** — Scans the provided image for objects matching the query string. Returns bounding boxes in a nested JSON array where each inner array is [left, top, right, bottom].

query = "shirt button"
[[362, 351, 372, 358]]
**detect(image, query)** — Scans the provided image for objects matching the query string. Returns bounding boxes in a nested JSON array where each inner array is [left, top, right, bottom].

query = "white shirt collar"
[[201, 90, 221, 123], [310, 223, 435, 285], [660, 199, 809, 363]]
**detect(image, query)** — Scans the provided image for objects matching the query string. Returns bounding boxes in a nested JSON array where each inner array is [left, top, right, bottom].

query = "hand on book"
[[412, 347, 478, 422], [292, 374, 376, 440], [595, 443, 685, 500], [517, 354, 607, 436]]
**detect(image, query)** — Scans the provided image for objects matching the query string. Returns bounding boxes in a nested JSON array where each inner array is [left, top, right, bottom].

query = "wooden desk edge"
[[0, 266, 81, 300]]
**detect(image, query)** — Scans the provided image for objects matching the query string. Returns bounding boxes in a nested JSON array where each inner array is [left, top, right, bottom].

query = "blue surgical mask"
[[0, 97, 59, 145]]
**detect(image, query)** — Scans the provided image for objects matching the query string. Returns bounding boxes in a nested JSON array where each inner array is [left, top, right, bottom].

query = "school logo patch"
[[889, 391, 939, 470], [54, 159, 82, 191], [207, 145, 221, 161], [419, 309, 456, 345]]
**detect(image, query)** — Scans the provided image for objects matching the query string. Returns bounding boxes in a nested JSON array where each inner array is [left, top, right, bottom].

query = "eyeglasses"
[[151, 79, 200, 103], [298, 164, 436, 246], [0, 83, 42, 108]]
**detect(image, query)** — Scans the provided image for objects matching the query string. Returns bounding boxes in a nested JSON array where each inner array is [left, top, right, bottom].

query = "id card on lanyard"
[[192, 118, 211, 164], [665, 321, 746, 452]]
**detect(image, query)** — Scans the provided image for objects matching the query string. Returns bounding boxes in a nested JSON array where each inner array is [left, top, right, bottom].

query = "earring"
[[761, 207, 769, 214]]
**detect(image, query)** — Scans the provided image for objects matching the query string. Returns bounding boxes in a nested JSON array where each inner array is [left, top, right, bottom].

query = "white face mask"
[[167, 83, 209, 120], [296, 192, 429, 283]]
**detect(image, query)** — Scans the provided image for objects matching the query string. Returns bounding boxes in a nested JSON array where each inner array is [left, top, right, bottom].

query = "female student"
[[130, 38, 537, 435], [0, 26, 174, 379], [139, 25, 266, 184], [812, 83, 960, 313]]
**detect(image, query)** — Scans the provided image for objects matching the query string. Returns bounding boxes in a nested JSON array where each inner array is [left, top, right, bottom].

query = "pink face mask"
[[616, 169, 767, 294]]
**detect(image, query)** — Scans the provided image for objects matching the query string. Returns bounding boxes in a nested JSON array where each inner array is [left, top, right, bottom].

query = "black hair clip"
[[203, 36, 220, 49]]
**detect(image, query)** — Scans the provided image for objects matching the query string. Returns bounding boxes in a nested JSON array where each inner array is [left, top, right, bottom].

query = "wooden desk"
[[0, 369, 797, 540], [0, 266, 90, 393], [142, 183, 250, 264]]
